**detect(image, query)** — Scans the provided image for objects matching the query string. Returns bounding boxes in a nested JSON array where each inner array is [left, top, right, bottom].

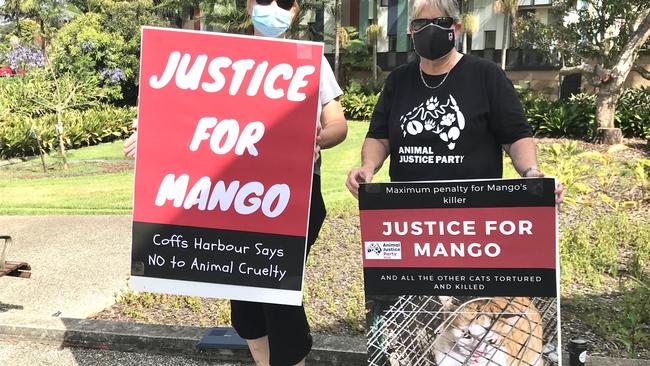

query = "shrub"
[[0, 105, 136, 159], [0, 115, 40, 158], [339, 79, 383, 121], [340, 92, 379, 121], [4, 44, 45, 71], [561, 212, 650, 286], [518, 88, 648, 140], [48, 13, 133, 101], [83, 0, 168, 105], [346, 79, 384, 95], [616, 87, 650, 138], [535, 99, 594, 139], [518, 87, 594, 139], [517, 88, 551, 132], [0, 72, 42, 118], [0, 19, 39, 50]]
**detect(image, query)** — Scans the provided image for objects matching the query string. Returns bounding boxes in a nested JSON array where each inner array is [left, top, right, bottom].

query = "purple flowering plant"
[[5, 45, 45, 71], [100, 67, 126, 84]]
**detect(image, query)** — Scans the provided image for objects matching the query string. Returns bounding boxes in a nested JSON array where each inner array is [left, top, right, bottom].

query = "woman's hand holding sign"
[[519, 167, 565, 209], [346, 137, 390, 199], [503, 138, 565, 208], [123, 118, 138, 158]]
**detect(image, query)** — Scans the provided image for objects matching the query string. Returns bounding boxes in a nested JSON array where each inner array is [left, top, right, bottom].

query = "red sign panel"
[[130, 27, 324, 305], [360, 207, 556, 269]]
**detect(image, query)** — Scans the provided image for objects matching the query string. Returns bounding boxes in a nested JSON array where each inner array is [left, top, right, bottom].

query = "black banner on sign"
[[359, 178, 555, 210], [131, 222, 305, 291], [359, 178, 560, 366], [363, 267, 557, 296]]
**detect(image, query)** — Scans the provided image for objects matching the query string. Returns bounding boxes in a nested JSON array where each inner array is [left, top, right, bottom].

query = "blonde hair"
[[410, 0, 460, 20]]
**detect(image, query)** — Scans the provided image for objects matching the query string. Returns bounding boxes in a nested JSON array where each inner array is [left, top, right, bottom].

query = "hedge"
[[0, 105, 136, 159]]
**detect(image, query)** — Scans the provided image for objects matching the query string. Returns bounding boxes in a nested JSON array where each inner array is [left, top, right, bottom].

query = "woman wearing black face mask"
[[346, 0, 565, 206]]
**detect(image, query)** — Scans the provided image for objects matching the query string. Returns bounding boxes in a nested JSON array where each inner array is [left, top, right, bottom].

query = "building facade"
[[191, 0, 648, 96]]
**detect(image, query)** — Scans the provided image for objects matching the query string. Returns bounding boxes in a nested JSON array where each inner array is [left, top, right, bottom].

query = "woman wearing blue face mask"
[[124, 1, 346, 363], [249, 0, 295, 37], [346, 0, 565, 206], [227, 1, 347, 366]]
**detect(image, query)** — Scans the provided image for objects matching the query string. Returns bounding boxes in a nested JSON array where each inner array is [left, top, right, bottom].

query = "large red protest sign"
[[130, 27, 323, 306], [360, 178, 561, 366]]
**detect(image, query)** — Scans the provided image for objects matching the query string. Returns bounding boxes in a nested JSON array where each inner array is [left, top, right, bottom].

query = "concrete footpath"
[[0, 216, 132, 324], [0, 216, 362, 365], [0, 216, 647, 365], [0, 340, 253, 366]]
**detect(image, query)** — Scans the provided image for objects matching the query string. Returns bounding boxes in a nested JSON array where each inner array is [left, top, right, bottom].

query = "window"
[[388, 35, 397, 52], [484, 31, 496, 49], [518, 0, 552, 7], [350, 0, 359, 28], [518, 9, 535, 18], [381, 0, 388, 7]]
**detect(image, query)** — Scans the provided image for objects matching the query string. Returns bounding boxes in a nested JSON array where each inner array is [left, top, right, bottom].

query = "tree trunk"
[[594, 90, 622, 145], [500, 14, 510, 70], [595, 127, 623, 145], [39, 19, 46, 51], [30, 126, 47, 172], [39, 148, 46, 173], [56, 112, 68, 170], [462, 31, 468, 54], [334, 0, 341, 82], [37, 135, 46, 173], [372, 41, 378, 87], [15, 14, 21, 36]]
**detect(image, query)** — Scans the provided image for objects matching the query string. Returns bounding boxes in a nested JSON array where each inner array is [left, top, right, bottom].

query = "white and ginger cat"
[[432, 296, 545, 366]]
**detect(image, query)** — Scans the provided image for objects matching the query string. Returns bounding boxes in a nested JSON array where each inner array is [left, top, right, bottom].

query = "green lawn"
[[0, 141, 135, 215], [0, 172, 134, 215], [320, 122, 389, 208], [0, 125, 636, 217], [0, 123, 382, 215]]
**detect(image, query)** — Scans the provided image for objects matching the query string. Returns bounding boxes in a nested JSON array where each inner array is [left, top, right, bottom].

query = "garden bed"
[[92, 137, 650, 359]]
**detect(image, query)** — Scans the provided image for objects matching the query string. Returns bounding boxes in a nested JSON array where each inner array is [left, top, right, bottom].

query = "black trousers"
[[230, 174, 326, 366]]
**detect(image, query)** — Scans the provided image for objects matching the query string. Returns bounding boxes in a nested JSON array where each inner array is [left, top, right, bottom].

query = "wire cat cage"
[[366, 296, 558, 366]]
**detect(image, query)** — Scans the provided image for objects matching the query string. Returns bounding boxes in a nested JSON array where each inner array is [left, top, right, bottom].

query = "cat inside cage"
[[366, 296, 559, 366]]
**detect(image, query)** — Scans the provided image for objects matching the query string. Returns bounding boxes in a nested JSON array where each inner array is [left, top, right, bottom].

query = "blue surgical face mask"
[[252, 3, 292, 38]]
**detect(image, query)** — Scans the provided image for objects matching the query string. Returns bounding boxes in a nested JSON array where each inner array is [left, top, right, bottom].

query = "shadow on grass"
[[626, 140, 650, 157], [560, 278, 650, 359]]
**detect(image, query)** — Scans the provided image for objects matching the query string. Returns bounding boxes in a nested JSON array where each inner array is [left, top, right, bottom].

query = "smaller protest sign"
[[360, 178, 561, 366]]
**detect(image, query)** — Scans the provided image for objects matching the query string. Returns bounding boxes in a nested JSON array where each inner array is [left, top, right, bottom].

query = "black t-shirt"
[[367, 54, 532, 182]]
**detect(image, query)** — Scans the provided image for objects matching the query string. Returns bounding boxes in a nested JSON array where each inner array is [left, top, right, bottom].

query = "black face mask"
[[412, 24, 455, 61]]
